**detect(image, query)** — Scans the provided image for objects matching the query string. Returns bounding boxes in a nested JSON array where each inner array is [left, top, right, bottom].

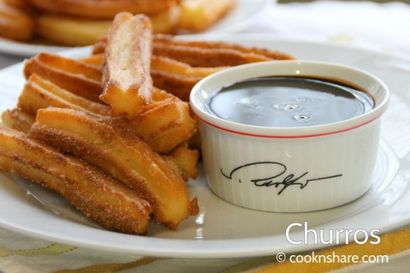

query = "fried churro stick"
[[1, 108, 34, 133], [93, 35, 294, 67], [24, 53, 102, 102], [154, 35, 295, 60], [30, 108, 197, 228], [101, 13, 153, 117], [18, 74, 110, 116], [151, 55, 225, 77], [127, 91, 197, 151], [152, 43, 271, 67], [14, 76, 198, 175], [18, 74, 196, 153], [81, 54, 221, 100], [0, 126, 152, 234]]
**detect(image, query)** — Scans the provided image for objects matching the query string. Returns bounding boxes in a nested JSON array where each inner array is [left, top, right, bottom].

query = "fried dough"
[[0, 126, 152, 234], [101, 13, 153, 117], [30, 108, 197, 228], [24, 53, 102, 102]]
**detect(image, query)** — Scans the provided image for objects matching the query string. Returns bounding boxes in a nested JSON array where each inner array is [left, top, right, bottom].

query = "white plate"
[[0, 0, 269, 57], [0, 36, 410, 258]]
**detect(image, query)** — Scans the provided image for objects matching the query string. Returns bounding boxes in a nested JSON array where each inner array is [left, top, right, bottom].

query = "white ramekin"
[[190, 61, 389, 212]]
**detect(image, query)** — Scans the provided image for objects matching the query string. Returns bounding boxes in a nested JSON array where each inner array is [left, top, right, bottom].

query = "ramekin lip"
[[189, 60, 390, 138]]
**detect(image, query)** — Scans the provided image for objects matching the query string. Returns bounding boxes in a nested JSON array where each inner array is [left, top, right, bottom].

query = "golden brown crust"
[[18, 74, 110, 116], [93, 35, 294, 66], [0, 127, 152, 234], [101, 13, 153, 117], [27, 0, 179, 18], [124, 92, 197, 152], [83, 53, 225, 78], [18, 73, 197, 153], [153, 43, 272, 67], [24, 53, 102, 102], [30, 108, 193, 229], [154, 34, 295, 60], [153, 36, 294, 66], [0, 1, 34, 41], [1, 108, 35, 133]]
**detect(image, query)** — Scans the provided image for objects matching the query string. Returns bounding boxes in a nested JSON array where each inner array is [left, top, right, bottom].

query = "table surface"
[[0, 1, 409, 272]]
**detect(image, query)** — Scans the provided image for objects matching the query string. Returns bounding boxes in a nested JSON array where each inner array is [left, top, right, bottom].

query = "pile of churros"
[[0, 0, 236, 46], [0, 13, 293, 234]]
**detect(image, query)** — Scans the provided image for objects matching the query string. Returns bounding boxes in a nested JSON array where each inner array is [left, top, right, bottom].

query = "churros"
[[0, 15, 299, 234], [30, 108, 196, 228], [0, 126, 152, 234], [151, 55, 225, 78], [93, 35, 294, 66], [18, 74, 197, 153], [154, 35, 295, 60], [18, 74, 110, 116], [24, 53, 102, 102], [151, 70, 199, 101], [101, 13, 153, 117], [82, 53, 223, 100], [127, 90, 197, 152]]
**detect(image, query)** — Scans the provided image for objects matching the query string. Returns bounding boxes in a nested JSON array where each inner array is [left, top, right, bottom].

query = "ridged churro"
[[0, 126, 152, 234], [94, 35, 294, 67], [30, 108, 197, 228], [1, 108, 34, 133], [18, 74, 196, 153], [18, 74, 110, 116], [24, 53, 102, 102]]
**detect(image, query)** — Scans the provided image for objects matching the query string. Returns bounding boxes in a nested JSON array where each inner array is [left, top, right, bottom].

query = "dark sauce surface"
[[207, 77, 374, 127]]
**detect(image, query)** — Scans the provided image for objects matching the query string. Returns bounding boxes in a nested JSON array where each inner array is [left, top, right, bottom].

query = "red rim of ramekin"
[[190, 61, 390, 139], [194, 112, 384, 139]]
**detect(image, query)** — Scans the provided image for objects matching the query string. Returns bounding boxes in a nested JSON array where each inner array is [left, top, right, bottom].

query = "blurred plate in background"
[[0, 0, 270, 57]]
